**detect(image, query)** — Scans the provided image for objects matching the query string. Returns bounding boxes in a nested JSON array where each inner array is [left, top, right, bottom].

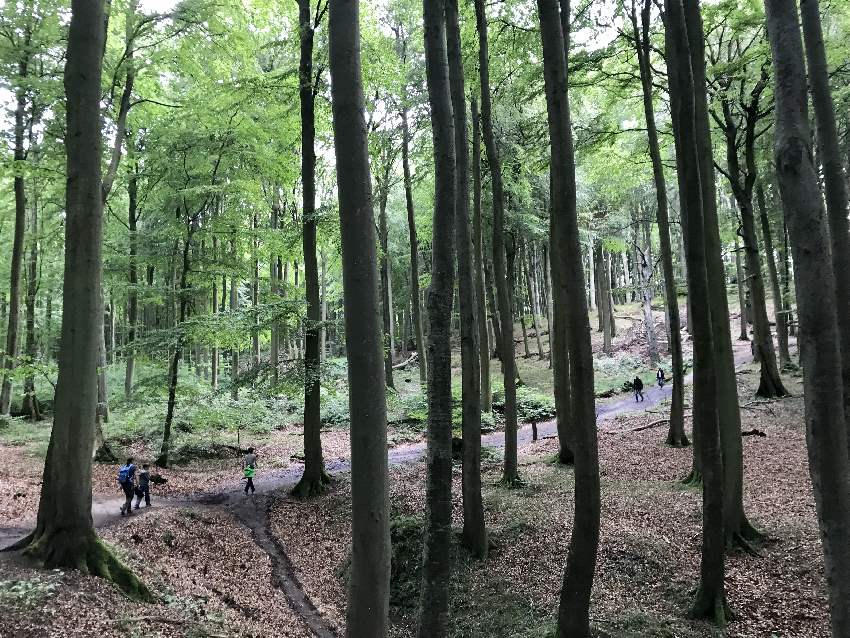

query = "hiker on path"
[[657, 368, 666, 388], [134, 463, 151, 509], [243, 447, 257, 495], [633, 377, 644, 402], [118, 458, 137, 516]]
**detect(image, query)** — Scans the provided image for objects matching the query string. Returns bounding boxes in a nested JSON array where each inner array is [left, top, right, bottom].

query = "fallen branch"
[[392, 352, 418, 370], [630, 419, 669, 432]]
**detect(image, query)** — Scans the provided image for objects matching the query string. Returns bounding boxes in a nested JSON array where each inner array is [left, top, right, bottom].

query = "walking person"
[[118, 457, 137, 516], [134, 463, 151, 509], [633, 376, 644, 402], [656, 367, 666, 388], [243, 447, 257, 495]]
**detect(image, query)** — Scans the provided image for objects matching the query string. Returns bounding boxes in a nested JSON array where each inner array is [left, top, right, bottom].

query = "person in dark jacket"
[[118, 458, 137, 516], [633, 377, 644, 402], [657, 367, 666, 388], [134, 463, 151, 509]]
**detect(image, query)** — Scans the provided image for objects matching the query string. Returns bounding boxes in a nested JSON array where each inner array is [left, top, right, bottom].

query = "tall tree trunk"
[[524, 244, 545, 359], [734, 236, 749, 341], [667, 0, 728, 624], [800, 0, 850, 427], [378, 179, 396, 390], [475, 0, 517, 484], [402, 105, 427, 385], [472, 98, 492, 413], [755, 182, 791, 367], [684, 0, 757, 545], [96, 327, 109, 423], [13, 0, 149, 598], [537, 1, 600, 632], [158, 229, 193, 469], [320, 249, 327, 362], [766, 1, 850, 631], [329, 1, 391, 632], [417, 1, 457, 633], [230, 243, 239, 400], [543, 245, 554, 368], [211, 237, 219, 389], [293, 0, 329, 498], [252, 212, 260, 370], [0, 61, 28, 416], [596, 244, 613, 354], [637, 219, 659, 364], [446, 0, 486, 560], [483, 255, 501, 361], [22, 186, 40, 421], [124, 146, 138, 400], [270, 196, 280, 384]]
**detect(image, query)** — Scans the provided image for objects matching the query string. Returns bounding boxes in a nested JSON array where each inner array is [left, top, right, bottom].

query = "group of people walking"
[[117, 458, 151, 515], [633, 367, 667, 402]]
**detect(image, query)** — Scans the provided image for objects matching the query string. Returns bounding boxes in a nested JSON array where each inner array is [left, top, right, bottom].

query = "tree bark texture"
[[765, 1, 850, 632], [328, 1, 391, 632], [472, 98, 492, 414]]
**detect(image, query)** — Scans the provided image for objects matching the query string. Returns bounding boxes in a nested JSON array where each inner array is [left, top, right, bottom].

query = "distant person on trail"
[[633, 377, 644, 402], [118, 457, 137, 516], [243, 447, 257, 495], [657, 368, 666, 388], [134, 463, 151, 509]]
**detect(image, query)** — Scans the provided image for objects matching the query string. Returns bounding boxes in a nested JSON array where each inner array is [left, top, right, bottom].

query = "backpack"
[[118, 464, 135, 484]]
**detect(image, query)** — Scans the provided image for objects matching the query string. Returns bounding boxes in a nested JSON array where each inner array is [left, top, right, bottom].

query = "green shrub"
[[0, 576, 60, 609]]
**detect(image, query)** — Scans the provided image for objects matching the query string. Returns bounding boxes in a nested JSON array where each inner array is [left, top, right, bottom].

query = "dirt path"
[[1, 340, 755, 636]]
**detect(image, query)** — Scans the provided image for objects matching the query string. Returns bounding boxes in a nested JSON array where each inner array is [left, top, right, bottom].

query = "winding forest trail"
[[1, 340, 756, 636]]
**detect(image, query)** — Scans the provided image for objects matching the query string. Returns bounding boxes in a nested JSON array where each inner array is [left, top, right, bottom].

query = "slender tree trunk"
[[735, 236, 749, 341], [475, 0, 518, 484], [14, 0, 149, 598], [22, 188, 40, 420], [596, 245, 613, 354], [684, 0, 757, 545], [270, 197, 279, 384], [320, 249, 327, 362], [543, 245, 554, 368], [401, 106, 427, 385], [446, 0, 486, 560], [293, 0, 329, 497], [766, 2, 850, 632], [252, 212, 260, 370], [211, 238, 219, 389], [667, 0, 728, 624], [417, 2, 457, 633], [230, 241, 239, 401], [329, 1, 390, 632], [755, 182, 791, 367], [800, 0, 850, 427], [0, 65, 28, 415], [378, 179, 396, 390], [472, 98, 492, 413], [524, 244, 545, 359], [537, 1, 599, 632], [483, 255, 501, 360], [124, 149, 138, 400], [637, 223, 659, 364]]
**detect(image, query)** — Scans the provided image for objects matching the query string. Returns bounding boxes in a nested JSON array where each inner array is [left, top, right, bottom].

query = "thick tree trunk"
[[15, 0, 149, 599], [446, 0, 487, 560], [684, 0, 757, 546], [766, 1, 850, 631], [800, 0, 850, 427], [755, 182, 791, 368], [475, 0, 518, 484], [417, 1, 457, 633], [401, 106, 427, 385], [537, 1, 600, 633], [665, 0, 727, 624], [472, 98, 492, 414], [293, 0, 329, 498], [329, 1, 391, 632]]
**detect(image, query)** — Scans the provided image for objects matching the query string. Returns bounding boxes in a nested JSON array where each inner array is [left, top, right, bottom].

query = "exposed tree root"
[[290, 469, 331, 499], [13, 527, 151, 601], [727, 518, 765, 555], [554, 448, 575, 465], [688, 585, 734, 628], [682, 468, 702, 487], [665, 430, 691, 448]]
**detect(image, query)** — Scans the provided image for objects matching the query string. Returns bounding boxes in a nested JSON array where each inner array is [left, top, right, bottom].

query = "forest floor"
[[0, 301, 826, 637]]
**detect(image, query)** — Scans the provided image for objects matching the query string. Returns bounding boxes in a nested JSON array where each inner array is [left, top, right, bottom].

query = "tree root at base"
[[290, 469, 332, 499], [688, 585, 734, 628], [11, 528, 151, 601]]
